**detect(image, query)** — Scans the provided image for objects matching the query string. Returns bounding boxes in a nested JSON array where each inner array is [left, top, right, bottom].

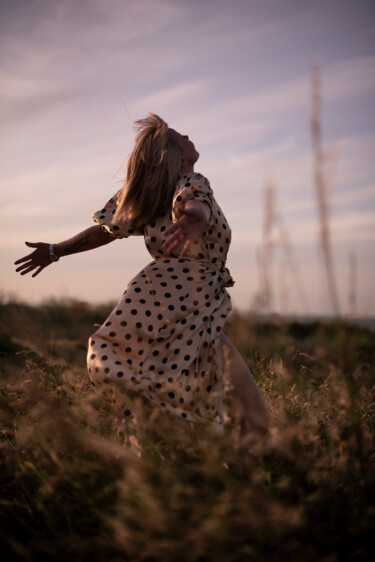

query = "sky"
[[1, 0, 375, 317]]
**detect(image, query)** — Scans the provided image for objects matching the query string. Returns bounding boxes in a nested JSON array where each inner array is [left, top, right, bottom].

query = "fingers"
[[163, 212, 202, 255], [16, 261, 47, 276], [15, 260, 34, 273], [163, 226, 192, 257], [32, 266, 44, 277], [15, 241, 51, 276], [15, 250, 50, 276], [179, 239, 191, 257], [18, 264, 38, 276], [164, 217, 187, 237], [163, 228, 184, 252], [14, 242, 44, 265], [14, 253, 34, 265]]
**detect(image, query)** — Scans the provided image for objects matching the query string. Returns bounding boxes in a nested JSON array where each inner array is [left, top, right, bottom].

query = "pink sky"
[[1, 0, 375, 316]]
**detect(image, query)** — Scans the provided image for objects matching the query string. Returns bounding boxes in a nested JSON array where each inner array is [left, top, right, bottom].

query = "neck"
[[181, 165, 194, 174]]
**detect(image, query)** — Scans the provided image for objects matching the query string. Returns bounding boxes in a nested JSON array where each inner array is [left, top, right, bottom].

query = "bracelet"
[[49, 244, 60, 262]]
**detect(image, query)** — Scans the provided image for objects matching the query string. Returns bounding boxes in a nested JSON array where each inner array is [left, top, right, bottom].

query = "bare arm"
[[163, 200, 210, 256], [15, 225, 115, 277], [54, 225, 115, 257]]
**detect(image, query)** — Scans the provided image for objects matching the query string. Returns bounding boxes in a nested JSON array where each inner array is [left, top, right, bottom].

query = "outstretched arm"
[[15, 225, 115, 277]]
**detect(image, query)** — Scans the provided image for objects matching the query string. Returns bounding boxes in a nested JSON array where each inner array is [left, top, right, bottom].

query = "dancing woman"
[[15, 114, 269, 440]]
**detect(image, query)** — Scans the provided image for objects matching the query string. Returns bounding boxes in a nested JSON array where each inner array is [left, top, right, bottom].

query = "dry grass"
[[310, 67, 341, 317], [253, 180, 309, 316], [1, 300, 374, 561]]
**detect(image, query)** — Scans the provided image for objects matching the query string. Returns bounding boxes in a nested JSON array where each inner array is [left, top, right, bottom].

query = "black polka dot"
[[90, 173, 231, 424]]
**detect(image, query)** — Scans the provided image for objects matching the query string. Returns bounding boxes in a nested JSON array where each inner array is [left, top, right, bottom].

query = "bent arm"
[[15, 225, 116, 278], [163, 200, 210, 256], [183, 199, 210, 222]]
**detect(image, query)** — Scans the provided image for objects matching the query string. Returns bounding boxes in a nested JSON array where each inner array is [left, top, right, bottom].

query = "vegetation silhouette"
[[1, 299, 374, 561]]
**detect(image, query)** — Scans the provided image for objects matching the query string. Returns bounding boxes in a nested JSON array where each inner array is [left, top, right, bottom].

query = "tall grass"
[[253, 180, 309, 316], [1, 300, 374, 561], [310, 67, 341, 317]]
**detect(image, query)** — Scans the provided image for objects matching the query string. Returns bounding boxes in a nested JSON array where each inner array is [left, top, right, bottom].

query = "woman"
[[15, 114, 269, 441]]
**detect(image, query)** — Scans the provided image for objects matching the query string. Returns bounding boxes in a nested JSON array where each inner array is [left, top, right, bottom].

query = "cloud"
[[323, 56, 375, 101], [2, 0, 375, 314], [0, 0, 189, 126], [0, 0, 185, 52], [131, 82, 207, 115]]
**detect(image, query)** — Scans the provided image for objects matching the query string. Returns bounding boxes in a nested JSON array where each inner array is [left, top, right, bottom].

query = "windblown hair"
[[113, 114, 181, 229]]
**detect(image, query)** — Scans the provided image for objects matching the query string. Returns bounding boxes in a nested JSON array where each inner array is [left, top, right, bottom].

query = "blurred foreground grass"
[[0, 299, 374, 561]]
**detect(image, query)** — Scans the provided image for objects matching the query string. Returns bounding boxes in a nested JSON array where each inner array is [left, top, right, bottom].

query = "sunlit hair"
[[113, 114, 181, 229]]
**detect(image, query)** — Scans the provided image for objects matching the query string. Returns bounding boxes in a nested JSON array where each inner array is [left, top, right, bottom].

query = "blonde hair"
[[113, 114, 181, 229]]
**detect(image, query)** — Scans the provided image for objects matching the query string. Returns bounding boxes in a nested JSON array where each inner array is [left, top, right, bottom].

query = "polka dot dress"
[[87, 172, 234, 427]]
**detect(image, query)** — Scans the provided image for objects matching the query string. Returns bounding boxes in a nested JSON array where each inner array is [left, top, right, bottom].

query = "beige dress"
[[87, 172, 234, 427]]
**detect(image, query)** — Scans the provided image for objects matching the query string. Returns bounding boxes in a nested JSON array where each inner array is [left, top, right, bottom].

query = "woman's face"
[[169, 128, 199, 172]]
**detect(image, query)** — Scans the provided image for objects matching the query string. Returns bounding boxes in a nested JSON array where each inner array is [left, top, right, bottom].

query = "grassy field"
[[0, 299, 374, 561]]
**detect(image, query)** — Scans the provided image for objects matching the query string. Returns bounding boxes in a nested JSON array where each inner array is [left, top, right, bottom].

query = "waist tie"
[[154, 257, 235, 288], [212, 263, 235, 288], [192, 259, 235, 288]]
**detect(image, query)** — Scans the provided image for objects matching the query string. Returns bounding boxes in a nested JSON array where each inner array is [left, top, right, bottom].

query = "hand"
[[14, 242, 53, 277], [163, 205, 209, 257]]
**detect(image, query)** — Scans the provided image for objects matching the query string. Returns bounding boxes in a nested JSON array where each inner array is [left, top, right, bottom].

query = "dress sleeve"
[[172, 173, 213, 225], [93, 190, 143, 238]]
